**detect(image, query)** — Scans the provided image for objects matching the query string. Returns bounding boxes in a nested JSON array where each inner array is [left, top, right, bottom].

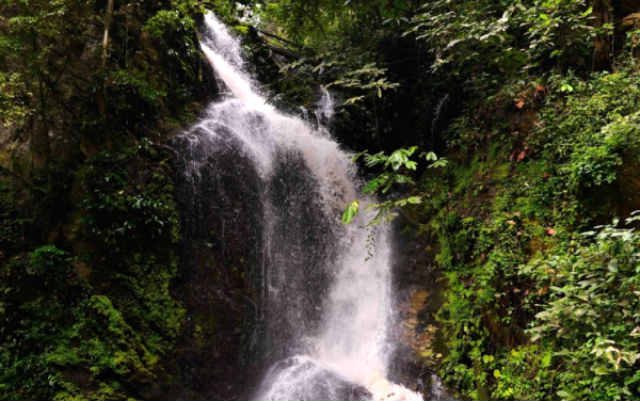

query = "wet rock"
[[169, 127, 264, 400], [256, 356, 372, 401]]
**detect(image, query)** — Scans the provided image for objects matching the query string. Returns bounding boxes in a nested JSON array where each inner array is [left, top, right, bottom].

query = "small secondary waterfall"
[[177, 13, 423, 401]]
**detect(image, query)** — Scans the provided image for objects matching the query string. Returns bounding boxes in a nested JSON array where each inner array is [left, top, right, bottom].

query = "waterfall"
[[177, 13, 423, 401]]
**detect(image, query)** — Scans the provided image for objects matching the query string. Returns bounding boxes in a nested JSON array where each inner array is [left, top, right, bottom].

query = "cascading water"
[[177, 13, 424, 401]]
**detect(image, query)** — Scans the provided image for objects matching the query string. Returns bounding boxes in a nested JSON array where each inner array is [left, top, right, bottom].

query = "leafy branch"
[[342, 146, 447, 225]]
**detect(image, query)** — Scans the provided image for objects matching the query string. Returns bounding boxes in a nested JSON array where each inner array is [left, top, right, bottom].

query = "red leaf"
[[517, 150, 527, 161]]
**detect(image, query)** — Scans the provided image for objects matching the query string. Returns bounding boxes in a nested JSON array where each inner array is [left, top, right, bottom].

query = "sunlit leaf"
[[341, 200, 359, 224]]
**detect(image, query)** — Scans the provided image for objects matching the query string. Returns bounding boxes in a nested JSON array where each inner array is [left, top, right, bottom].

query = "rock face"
[[169, 115, 340, 399], [388, 219, 450, 398], [260, 149, 336, 364], [170, 127, 265, 401]]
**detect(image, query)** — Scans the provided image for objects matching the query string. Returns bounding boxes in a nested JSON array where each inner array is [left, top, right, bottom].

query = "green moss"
[[0, 1, 214, 399], [420, 66, 640, 401], [0, 140, 185, 401]]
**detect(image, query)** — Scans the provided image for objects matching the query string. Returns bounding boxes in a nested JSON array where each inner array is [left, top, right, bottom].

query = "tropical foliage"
[[2, 0, 640, 400]]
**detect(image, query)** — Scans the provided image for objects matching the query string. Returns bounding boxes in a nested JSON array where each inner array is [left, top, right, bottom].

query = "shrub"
[[524, 215, 640, 400]]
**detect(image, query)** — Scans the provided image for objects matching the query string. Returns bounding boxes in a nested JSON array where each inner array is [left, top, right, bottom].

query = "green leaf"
[[424, 151, 438, 161], [352, 150, 368, 163], [342, 200, 360, 224], [430, 159, 448, 169], [363, 174, 388, 194]]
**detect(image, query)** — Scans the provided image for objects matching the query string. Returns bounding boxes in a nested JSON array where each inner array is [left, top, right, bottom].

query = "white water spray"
[[192, 13, 423, 401]]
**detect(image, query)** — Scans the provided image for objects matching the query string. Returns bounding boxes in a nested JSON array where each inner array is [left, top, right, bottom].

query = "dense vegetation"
[[247, 2, 640, 400], [0, 1, 222, 399], [2, 0, 640, 400]]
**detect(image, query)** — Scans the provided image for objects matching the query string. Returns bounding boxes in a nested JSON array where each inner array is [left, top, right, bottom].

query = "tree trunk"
[[98, 0, 114, 116], [31, 79, 50, 170], [592, 0, 614, 71], [101, 0, 114, 68], [31, 118, 50, 170]]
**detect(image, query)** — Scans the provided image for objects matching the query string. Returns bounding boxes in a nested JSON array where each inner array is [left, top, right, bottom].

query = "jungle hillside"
[[1, 1, 640, 401]]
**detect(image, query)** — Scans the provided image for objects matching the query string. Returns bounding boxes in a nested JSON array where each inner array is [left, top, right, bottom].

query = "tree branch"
[[255, 28, 304, 50], [266, 43, 301, 60], [102, 0, 115, 69]]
